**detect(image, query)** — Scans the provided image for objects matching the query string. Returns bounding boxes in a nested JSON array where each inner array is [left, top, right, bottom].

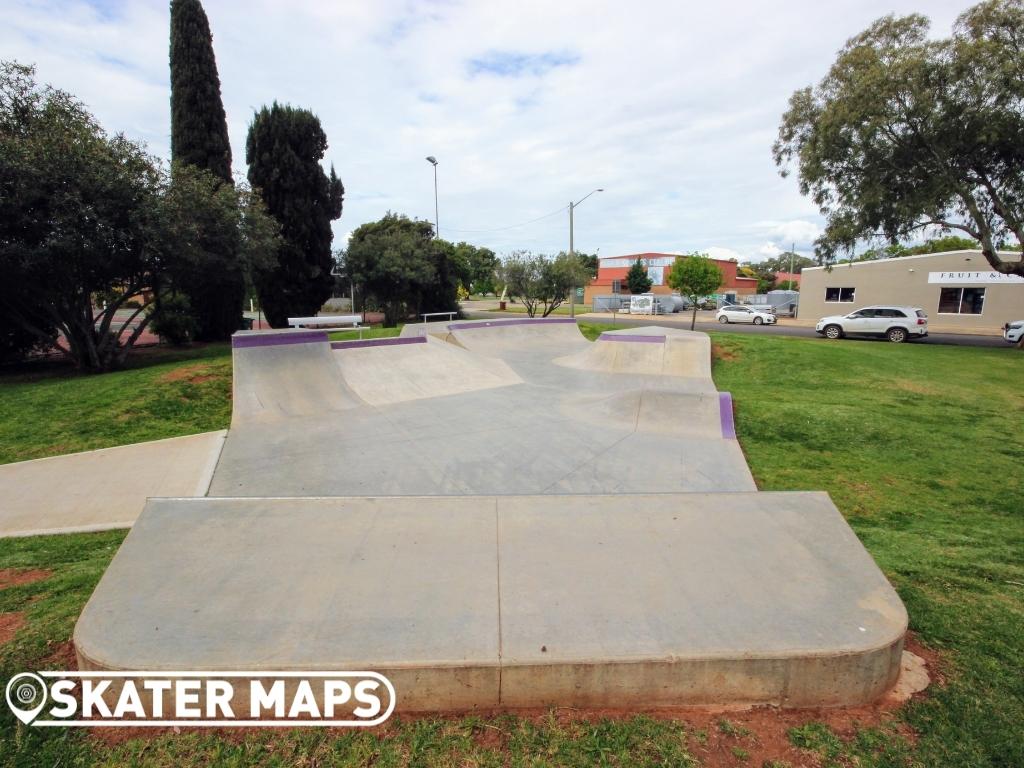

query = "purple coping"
[[331, 336, 427, 350], [719, 392, 737, 439], [232, 330, 328, 349], [598, 333, 665, 343], [451, 317, 578, 331]]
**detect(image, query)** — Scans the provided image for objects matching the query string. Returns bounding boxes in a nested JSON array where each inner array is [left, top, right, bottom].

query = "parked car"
[[815, 306, 928, 343], [1004, 320, 1024, 344], [716, 305, 777, 325]]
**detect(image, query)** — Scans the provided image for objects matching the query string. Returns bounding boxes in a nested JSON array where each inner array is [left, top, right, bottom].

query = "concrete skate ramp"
[[231, 329, 360, 426], [332, 336, 522, 406], [76, 493, 907, 711], [554, 326, 712, 379], [446, 317, 588, 354]]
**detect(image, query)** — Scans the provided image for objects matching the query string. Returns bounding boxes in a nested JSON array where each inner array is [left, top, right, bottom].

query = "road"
[[461, 309, 1010, 348]]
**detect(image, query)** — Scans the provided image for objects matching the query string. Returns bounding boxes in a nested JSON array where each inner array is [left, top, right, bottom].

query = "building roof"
[[802, 249, 1021, 271]]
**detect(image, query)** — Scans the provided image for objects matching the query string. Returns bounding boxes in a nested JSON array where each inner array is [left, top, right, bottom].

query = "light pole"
[[425, 156, 439, 237], [569, 188, 604, 318]]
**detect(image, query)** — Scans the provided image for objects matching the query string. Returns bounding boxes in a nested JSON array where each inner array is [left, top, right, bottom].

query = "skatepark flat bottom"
[[74, 321, 908, 710], [75, 494, 906, 711]]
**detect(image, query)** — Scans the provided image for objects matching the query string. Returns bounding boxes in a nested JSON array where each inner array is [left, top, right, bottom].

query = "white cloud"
[[1, 0, 970, 258], [705, 246, 743, 262]]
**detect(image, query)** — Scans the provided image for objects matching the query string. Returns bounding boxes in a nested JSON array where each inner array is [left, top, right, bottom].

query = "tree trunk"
[[690, 303, 698, 331]]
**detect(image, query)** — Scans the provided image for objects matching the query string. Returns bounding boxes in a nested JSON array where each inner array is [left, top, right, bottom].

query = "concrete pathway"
[[0, 431, 226, 538]]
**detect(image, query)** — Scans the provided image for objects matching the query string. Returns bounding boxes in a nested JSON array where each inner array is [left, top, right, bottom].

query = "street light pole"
[[568, 188, 604, 318], [425, 156, 439, 237]]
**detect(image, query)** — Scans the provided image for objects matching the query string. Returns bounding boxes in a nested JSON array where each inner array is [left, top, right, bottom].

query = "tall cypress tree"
[[169, 0, 244, 340], [170, 0, 231, 182], [246, 103, 344, 327]]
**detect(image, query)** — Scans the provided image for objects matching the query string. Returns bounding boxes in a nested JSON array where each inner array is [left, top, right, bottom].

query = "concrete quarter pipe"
[[75, 318, 907, 711]]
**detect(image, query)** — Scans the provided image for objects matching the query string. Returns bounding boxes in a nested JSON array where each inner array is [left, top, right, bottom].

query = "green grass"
[[327, 325, 404, 342], [0, 344, 232, 465], [0, 331, 1022, 766]]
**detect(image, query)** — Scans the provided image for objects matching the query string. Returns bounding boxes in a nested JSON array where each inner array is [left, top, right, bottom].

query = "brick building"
[[582, 253, 758, 305]]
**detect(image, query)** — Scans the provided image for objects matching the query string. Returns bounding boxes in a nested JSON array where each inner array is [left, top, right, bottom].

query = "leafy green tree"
[[502, 252, 576, 317], [454, 242, 499, 295], [626, 258, 653, 294], [345, 213, 459, 326], [774, 1, 1024, 275], [667, 254, 724, 330], [169, 0, 246, 340], [246, 103, 344, 327], [759, 252, 816, 274], [776, 280, 800, 292], [0, 62, 278, 369]]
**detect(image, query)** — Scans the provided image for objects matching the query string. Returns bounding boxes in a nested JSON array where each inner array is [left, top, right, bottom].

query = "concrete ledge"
[[75, 493, 906, 711], [331, 336, 427, 350]]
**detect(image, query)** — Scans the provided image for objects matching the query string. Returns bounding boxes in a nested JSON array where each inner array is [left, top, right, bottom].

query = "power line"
[[440, 205, 568, 234]]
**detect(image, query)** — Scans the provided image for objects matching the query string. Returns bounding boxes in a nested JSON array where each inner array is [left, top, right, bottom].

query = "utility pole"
[[569, 201, 575, 317]]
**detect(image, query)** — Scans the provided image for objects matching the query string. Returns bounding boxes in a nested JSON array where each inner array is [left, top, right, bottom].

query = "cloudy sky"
[[3, 0, 970, 262]]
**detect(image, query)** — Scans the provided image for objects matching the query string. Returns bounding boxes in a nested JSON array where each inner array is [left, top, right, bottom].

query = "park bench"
[[287, 315, 362, 329]]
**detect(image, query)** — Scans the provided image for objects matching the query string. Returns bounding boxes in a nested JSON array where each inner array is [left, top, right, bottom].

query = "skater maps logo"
[[5, 671, 395, 727]]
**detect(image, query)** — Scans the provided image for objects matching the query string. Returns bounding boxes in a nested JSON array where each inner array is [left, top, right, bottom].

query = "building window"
[[938, 287, 985, 315], [611, 280, 621, 294], [825, 287, 855, 302]]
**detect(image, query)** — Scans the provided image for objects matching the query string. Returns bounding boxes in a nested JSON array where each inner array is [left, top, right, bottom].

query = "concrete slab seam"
[[719, 392, 736, 439], [597, 333, 666, 343], [331, 337, 428, 350], [232, 330, 328, 348]]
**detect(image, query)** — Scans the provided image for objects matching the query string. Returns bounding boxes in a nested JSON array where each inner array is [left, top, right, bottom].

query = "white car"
[[1004, 320, 1024, 344], [716, 305, 776, 325], [815, 305, 928, 343]]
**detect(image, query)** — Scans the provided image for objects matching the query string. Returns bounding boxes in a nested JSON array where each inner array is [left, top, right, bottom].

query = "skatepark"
[[64, 318, 907, 711]]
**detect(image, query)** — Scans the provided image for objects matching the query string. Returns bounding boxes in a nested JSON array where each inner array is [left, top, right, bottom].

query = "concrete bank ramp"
[[446, 317, 588, 354], [231, 329, 361, 426], [76, 493, 907, 712], [554, 326, 712, 379], [332, 336, 522, 406]]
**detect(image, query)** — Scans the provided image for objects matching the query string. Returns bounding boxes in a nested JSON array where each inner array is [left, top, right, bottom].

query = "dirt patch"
[[0, 568, 52, 590], [85, 634, 942, 764], [892, 378, 938, 396], [712, 343, 741, 362], [0, 611, 26, 645], [40, 639, 78, 670], [158, 364, 218, 385]]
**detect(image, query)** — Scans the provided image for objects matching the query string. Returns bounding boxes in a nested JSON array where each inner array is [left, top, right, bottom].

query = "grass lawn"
[[327, 325, 404, 342], [0, 331, 1021, 766], [0, 344, 232, 465]]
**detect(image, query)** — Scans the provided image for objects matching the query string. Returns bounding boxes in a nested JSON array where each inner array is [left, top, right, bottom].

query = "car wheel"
[[753, 316, 763, 325], [718, 316, 729, 324], [824, 324, 842, 340], [887, 327, 907, 343]]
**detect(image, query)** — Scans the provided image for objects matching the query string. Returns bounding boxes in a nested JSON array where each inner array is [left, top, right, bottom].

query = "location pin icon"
[[5, 673, 48, 725]]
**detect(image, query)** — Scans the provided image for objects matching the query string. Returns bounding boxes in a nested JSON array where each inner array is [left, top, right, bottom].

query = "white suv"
[[816, 306, 928, 343], [1004, 320, 1024, 344]]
